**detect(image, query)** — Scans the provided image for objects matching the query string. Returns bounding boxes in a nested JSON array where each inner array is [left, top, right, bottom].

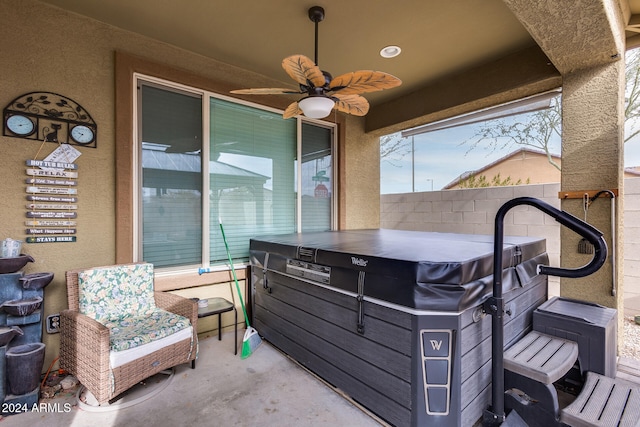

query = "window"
[[300, 123, 333, 232], [140, 84, 203, 267], [380, 91, 562, 193], [137, 77, 335, 269]]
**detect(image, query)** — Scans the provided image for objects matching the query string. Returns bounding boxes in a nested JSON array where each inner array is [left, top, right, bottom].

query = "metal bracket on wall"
[[558, 189, 618, 199]]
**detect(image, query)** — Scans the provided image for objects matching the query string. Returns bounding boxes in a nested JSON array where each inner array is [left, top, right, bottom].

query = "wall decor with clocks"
[[3, 91, 97, 148]]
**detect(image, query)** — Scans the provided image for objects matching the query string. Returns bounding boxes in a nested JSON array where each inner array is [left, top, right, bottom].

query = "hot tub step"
[[561, 372, 640, 427], [504, 331, 578, 384]]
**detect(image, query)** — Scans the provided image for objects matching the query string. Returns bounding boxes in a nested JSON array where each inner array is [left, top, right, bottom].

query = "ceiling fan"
[[230, 6, 402, 119]]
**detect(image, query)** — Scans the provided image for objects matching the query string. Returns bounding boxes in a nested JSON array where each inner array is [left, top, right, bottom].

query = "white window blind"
[[209, 98, 296, 264], [137, 77, 334, 269], [301, 123, 332, 232], [140, 84, 203, 267]]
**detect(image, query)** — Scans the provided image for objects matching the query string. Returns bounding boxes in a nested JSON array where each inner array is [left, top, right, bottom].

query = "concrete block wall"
[[381, 183, 561, 297], [624, 179, 640, 317], [381, 179, 640, 314]]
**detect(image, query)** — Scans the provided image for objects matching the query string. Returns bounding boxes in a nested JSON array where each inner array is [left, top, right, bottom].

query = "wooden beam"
[[558, 189, 618, 200]]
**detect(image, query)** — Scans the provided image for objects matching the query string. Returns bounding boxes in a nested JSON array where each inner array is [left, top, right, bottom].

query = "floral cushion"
[[104, 308, 190, 352], [78, 263, 156, 323]]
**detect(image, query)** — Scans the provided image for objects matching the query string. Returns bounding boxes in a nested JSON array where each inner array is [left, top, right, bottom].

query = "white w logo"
[[430, 340, 443, 351]]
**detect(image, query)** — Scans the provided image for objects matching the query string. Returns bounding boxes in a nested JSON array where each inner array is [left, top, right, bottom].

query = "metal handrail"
[[483, 197, 607, 425]]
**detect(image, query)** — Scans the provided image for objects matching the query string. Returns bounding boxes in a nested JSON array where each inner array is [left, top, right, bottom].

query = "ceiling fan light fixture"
[[380, 45, 402, 59], [298, 96, 335, 119]]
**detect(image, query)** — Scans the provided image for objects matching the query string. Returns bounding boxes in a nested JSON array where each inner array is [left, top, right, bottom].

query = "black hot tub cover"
[[250, 229, 548, 312]]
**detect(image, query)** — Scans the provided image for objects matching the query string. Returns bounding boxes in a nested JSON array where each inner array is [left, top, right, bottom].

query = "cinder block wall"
[[381, 179, 640, 313], [624, 179, 640, 316], [378, 183, 567, 297]]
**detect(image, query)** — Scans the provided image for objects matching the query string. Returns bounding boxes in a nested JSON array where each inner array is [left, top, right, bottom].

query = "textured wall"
[[0, 0, 377, 371], [0, 1, 119, 370], [560, 62, 625, 310], [340, 114, 381, 229]]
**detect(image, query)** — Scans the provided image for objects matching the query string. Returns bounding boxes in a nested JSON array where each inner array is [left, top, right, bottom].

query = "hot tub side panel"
[[249, 231, 548, 427], [252, 265, 413, 425], [251, 262, 546, 427]]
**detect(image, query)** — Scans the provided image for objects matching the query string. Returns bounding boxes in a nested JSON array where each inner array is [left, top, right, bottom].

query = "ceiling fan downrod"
[[308, 6, 325, 66]]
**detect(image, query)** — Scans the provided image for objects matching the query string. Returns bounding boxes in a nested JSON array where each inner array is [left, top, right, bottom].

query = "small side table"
[[192, 297, 238, 368]]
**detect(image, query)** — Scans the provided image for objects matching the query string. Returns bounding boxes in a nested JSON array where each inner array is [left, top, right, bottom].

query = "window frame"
[[132, 72, 337, 273]]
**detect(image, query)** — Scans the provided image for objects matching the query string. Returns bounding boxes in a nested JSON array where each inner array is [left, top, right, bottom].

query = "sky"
[[380, 113, 640, 195]]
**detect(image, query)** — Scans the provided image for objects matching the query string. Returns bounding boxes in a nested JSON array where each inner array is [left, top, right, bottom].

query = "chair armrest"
[[59, 310, 112, 402], [155, 291, 198, 324]]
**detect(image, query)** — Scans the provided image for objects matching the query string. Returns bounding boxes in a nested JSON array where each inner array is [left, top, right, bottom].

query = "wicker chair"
[[60, 263, 197, 405]]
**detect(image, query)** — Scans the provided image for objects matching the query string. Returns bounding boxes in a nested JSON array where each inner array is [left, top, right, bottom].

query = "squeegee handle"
[[219, 221, 251, 328]]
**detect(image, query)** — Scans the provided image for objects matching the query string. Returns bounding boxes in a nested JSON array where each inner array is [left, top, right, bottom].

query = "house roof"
[[142, 145, 269, 182], [443, 147, 640, 189]]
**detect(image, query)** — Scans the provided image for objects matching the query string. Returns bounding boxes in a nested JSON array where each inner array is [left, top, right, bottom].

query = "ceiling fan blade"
[[333, 94, 370, 116], [329, 70, 402, 95], [283, 101, 303, 119], [230, 88, 301, 95], [282, 55, 326, 88]]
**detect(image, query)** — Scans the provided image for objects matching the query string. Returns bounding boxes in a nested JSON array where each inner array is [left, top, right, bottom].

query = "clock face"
[[70, 125, 95, 144], [6, 114, 35, 136]]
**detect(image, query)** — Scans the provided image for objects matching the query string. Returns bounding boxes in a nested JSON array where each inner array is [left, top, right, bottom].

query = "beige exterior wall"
[[447, 150, 639, 190], [0, 0, 378, 371], [449, 151, 561, 189]]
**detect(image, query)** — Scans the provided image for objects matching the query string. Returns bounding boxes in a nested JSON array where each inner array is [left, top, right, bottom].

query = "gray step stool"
[[561, 372, 640, 427], [503, 330, 640, 427]]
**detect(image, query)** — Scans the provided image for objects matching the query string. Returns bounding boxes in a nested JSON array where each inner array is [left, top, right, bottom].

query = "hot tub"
[[249, 229, 549, 426]]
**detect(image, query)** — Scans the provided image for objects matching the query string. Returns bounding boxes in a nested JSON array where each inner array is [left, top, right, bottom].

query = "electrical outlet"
[[46, 314, 60, 333]]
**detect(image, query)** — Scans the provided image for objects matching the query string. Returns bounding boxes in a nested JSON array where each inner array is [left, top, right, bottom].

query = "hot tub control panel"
[[421, 329, 452, 415], [286, 259, 331, 285]]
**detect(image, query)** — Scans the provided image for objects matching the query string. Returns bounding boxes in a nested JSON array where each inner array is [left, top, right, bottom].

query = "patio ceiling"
[[38, 0, 640, 132]]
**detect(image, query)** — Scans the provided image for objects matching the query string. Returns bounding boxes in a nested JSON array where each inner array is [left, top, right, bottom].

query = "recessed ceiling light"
[[380, 45, 401, 58]]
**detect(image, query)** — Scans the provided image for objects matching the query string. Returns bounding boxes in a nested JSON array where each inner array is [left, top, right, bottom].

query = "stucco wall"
[[0, 0, 378, 371], [381, 179, 640, 317]]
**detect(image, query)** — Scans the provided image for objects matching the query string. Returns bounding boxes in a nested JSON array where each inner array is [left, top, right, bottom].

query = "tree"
[[380, 133, 411, 166], [457, 173, 530, 188], [625, 49, 640, 143], [463, 49, 640, 170], [463, 97, 562, 170]]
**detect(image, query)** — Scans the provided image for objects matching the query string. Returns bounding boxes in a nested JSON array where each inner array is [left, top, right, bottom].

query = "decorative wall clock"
[[3, 92, 97, 148]]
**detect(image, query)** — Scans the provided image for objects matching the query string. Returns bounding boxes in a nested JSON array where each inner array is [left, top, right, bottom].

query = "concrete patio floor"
[[0, 333, 383, 427], [1, 327, 639, 427]]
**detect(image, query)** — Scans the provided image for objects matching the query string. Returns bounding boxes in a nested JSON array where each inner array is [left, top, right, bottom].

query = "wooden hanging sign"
[[24, 145, 80, 244], [25, 220, 76, 227], [26, 186, 77, 195], [26, 204, 77, 210], [26, 236, 77, 243], [26, 168, 78, 178], [26, 195, 77, 203], [26, 178, 76, 186], [26, 160, 78, 170], [26, 211, 77, 219], [26, 228, 76, 235]]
